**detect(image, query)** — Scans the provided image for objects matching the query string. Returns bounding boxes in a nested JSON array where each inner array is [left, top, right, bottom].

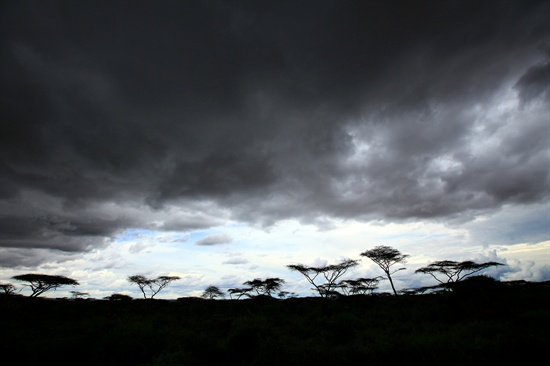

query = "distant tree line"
[[1, 245, 505, 300]]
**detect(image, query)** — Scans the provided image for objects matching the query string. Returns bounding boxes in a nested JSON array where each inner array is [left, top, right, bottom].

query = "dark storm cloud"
[[515, 54, 550, 105], [1, 0, 549, 263]]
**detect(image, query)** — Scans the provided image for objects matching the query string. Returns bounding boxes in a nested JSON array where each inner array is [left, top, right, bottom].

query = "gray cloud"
[[1, 0, 549, 265], [222, 257, 249, 265], [515, 49, 550, 106], [0, 248, 72, 268], [196, 234, 233, 246]]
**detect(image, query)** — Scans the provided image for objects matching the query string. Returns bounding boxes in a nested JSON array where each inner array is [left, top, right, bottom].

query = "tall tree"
[[128, 275, 180, 299], [360, 246, 409, 295], [12, 274, 79, 298], [415, 260, 504, 284], [150, 276, 181, 298], [287, 259, 359, 297]]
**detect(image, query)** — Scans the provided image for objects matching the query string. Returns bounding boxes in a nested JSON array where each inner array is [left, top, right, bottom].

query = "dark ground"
[[1, 281, 549, 366]]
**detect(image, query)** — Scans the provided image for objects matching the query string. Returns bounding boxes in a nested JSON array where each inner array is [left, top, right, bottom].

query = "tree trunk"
[[386, 272, 398, 296]]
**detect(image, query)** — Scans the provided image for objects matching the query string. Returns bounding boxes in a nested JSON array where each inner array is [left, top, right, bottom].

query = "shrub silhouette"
[[105, 293, 133, 301], [446, 275, 504, 296]]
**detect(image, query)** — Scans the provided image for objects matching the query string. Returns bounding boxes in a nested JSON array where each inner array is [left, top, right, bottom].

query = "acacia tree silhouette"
[[287, 259, 359, 297], [337, 277, 383, 295], [70, 291, 89, 299], [0, 283, 16, 295], [227, 287, 253, 299], [360, 246, 409, 296], [415, 260, 504, 284], [128, 275, 151, 298], [202, 285, 225, 299], [243, 278, 285, 297], [12, 274, 79, 298], [127, 275, 180, 299]]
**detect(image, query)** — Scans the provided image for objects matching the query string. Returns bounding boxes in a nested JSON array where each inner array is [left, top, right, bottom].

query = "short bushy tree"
[[337, 277, 382, 295], [104, 293, 133, 301], [202, 285, 225, 299], [243, 278, 285, 297], [0, 283, 16, 295]]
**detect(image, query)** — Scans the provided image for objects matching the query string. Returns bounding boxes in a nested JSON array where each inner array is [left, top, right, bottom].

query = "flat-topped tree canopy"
[[243, 277, 285, 297], [415, 260, 504, 284], [287, 259, 359, 298], [360, 246, 410, 296], [12, 274, 79, 298], [127, 275, 180, 299]]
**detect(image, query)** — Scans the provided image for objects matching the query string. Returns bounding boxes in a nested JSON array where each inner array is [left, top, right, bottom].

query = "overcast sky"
[[1, 0, 549, 298]]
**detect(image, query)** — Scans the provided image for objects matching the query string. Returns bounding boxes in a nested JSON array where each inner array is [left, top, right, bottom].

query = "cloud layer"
[[1, 0, 549, 266]]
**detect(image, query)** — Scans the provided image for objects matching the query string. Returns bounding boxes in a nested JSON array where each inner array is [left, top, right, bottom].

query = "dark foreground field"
[[2, 282, 549, 366]]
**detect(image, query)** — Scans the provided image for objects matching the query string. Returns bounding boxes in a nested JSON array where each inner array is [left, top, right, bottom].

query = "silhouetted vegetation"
[[128, 275, 180, 299], [104, 293, 133, 301], [1, 280, 548, 365], [70, 291, 89, 299], [0, 283, 16, 295], [3, 246, 549, 365], [11, 274, 78, 297], [202, 285, 225, 299], [227, 287, 253, 299], [361, 246, 409, 295], [243, 277, 285, 297], [337, 277, 382, 295], [416, 260, 504, 284], [287, 259, 359, 297]]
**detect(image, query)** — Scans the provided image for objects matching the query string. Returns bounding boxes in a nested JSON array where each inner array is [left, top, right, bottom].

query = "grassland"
[[1, 281, 548, 366]]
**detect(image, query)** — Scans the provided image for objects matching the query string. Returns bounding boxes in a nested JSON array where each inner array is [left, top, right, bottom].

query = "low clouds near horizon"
[[1, 0, 549, 269]]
